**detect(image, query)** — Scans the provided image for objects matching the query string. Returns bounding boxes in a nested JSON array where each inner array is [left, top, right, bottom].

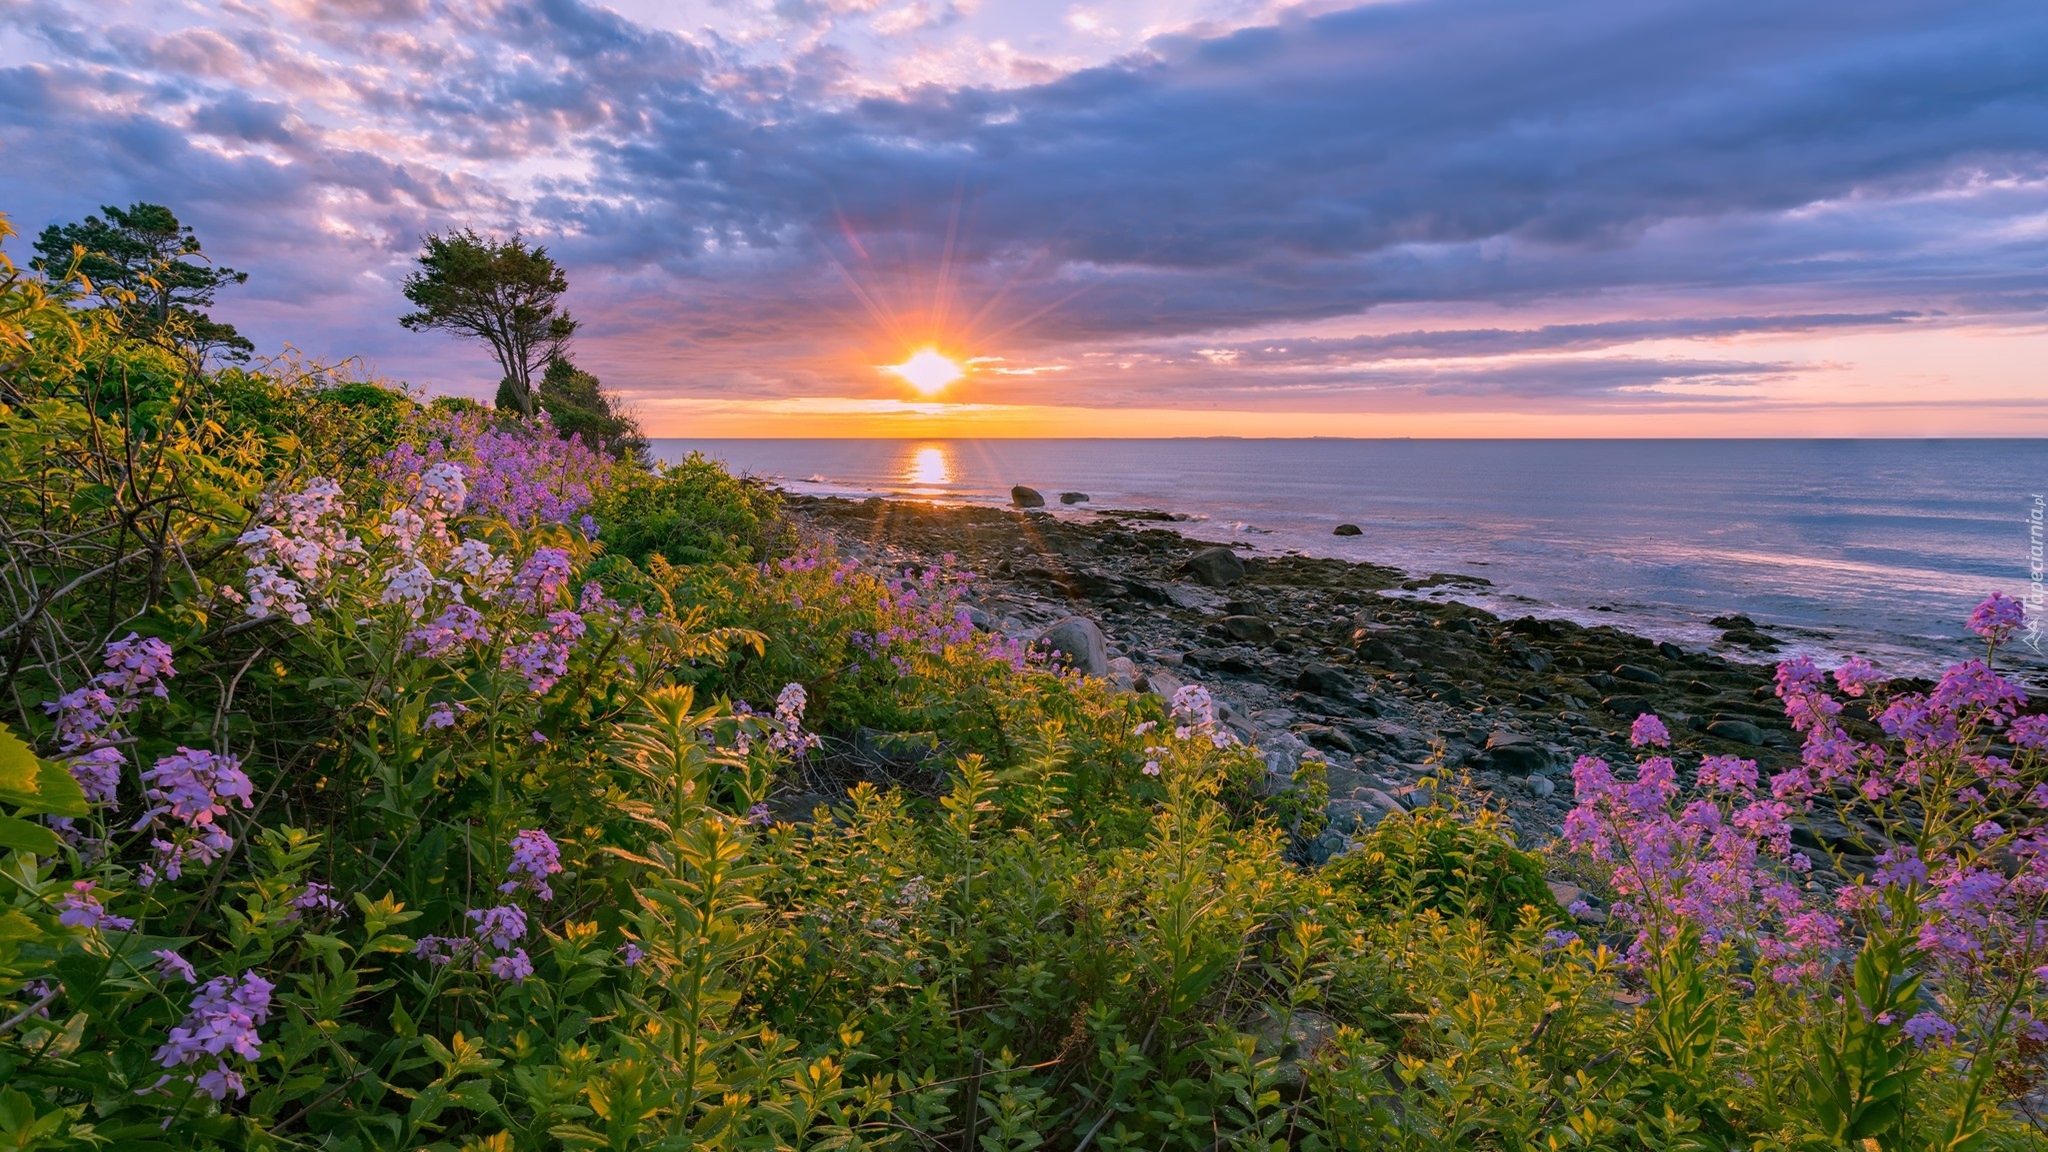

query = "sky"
[[2, 0, 2046, 437]]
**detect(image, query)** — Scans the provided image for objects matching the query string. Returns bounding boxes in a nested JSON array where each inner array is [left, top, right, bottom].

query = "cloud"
[[0, 0, 2042, 420]]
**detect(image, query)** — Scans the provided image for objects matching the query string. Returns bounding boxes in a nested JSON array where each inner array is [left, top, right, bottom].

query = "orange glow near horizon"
[[883, 348, 966, 395]]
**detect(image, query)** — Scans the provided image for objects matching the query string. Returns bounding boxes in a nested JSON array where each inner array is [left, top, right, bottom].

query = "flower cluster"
[[414, 832, 561, 983], [377, 411, 611, 528], [238, 477, 366, 624], [766, 682, 822, 756], [41, 632, 178, 809], [500, 830, 562, 900], [1170, 684, 1235, 749], [153, 972, 274, 1101], [502, 609, 586, 694], [1564, 737, 1819, 977], [134, 747, 254, 886], [56, 880, 134, 932]]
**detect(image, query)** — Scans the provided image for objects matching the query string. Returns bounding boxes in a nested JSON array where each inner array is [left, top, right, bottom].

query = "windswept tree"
[[537, 354, 648, 461], [399, 229, 576, 418], [31, 202, 252, 364]]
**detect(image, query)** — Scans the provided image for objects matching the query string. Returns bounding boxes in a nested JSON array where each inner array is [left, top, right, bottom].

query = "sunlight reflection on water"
[[900, 443, 953, 493]]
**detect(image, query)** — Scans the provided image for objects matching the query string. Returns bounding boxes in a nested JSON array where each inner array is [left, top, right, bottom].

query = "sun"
[[884, 348, 965, 396]]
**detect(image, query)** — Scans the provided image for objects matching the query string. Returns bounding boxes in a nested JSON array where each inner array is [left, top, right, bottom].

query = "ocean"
[[649, 438, 2048, 684]]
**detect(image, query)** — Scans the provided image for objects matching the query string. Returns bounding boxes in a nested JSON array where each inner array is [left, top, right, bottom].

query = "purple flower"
[[619, 941, 645, 966], [57, 881, 134, 932], [2010, 715, 2048, 751], [1542, 929, 1580, 951], [748, 802, 772, 826], [489, 948, 534, 983], [1833, 656, 1882, 697], [500, 830, 562, 900], [64, 745, 125, 806], [153, 971, 274, 1100], [1901, 1012, 1957, 1048], [98, 633, 176, 698], [506, 548, 574, 611], [1966, 592, 2025, 644], [425, 701, 465, 730], [291, 882, 346, 918], [405, 603, 491, 659], [466, 905, 528, 951], [153, 949, 199, 984], [1629, 713, 1671, 748], [137, 748, 254, 830]]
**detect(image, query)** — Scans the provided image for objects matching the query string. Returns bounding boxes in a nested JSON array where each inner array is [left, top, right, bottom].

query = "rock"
[[1360, 788, 1408, 815], [1058, 491, 1090, 504], [961, 605, 993, 632], [1184, 546, 1246, 587], [1035, 616, 1108, 677], [1294, 663, 1356, 697], [1706, 718, 1766, 746], [1296, 724, 1357, 754], [1614, 664, 1665, 685], [1481, 730, 1558, 774], [1325, 798, 1386, 835], [1148, 669, 1186, 702], [1658, 641, 1685, 659], [1185, 647, 1258, 674], [1106, 656, 1138, 691], [1332, 523, 1363, 536], [1010, 485, 1045, 508], [1246, 1004, 1339, 1093], [1523, 774, 1556, 799], [1721, 628, 1782, 651], [1221, 615, 1277, 644], [1546, 880, 1585, 908], [1601, 695, 1655, 719], [1260, 730, 1314, 786]]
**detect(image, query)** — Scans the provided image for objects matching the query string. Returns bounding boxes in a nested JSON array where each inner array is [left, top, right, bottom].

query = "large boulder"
[[1184, 546, 1245, 587], [1010, 485, 1045, 508], [1059, 491, 1090, 504], [1332, 523, 1363, 536], [1035, 616, 1108, 676]]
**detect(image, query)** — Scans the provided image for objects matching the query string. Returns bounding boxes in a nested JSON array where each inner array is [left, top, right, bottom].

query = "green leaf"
[[0, 725, 40, 801], [0, 815, 63, 856], [0, 726, 89, 817]]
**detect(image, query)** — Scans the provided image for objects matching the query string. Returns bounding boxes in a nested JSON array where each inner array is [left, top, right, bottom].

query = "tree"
[[537, 355, 647, 461], [398, 229, 576, 418], [31, 202, 253, 363]]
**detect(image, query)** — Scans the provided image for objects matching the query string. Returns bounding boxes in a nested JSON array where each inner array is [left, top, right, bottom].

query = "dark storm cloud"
[[0, 0, 2044, 405]]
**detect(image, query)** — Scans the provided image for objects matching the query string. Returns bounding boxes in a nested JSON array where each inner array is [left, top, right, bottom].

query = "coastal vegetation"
[[1, 207, 2045, 1151]]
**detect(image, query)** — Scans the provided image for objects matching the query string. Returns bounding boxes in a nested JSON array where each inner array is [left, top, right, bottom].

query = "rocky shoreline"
[[780, 493, 1871, 901]]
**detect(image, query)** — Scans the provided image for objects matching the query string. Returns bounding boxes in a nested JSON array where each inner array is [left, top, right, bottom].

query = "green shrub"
[[597, 452, 781, 565], [1322, 794, 1559, 934]]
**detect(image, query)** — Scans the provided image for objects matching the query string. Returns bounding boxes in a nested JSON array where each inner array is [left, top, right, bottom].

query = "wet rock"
[[1222, 615, 1277, 644], [1059, 491, 1090, 504], [1036, 616, 1109, 677], [1658, 641, 1685, 659], [1294, 663, 1356, 697], [1614, 664, 1665, 685], [1722, 629, 1782, 651], [1010, 485, 1045, 508], [1333, 523, 1363, 536], [1184, 546, 1246, 587], [1706, 717, 1766, 746]]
